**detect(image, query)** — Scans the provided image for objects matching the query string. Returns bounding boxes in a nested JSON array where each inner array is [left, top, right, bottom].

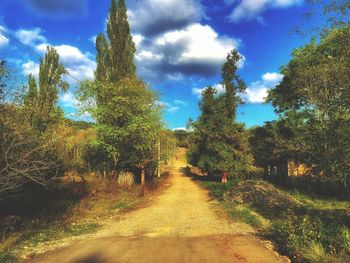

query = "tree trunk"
[[141, 166, 145, 186]]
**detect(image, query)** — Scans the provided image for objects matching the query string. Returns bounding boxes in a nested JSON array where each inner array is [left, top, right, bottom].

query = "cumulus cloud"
[[22, 61, 40, 77], [135, 23, 242, 81], [262, 72, 283, 85], [36, 43, 96, 81], [0, 26, 9, 48], [15, 28, 46, 45], [244, 72, 283, 103], [59, 91, 79, 108], [128, 0, 203, 36], [24, 0, 87, 16], [228, 0, 302, 23], [156, 100, 187, 113], [174, 99, 187, 106], [192, 72, 283, 103]]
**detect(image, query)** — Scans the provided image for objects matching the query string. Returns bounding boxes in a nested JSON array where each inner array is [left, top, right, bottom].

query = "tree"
[[24, 46, 69, 133], [304, 0, 350, 32], [95, 0, 136, 83], [0, 63, 61, 198], [79, 77, 162, 178], [267, 26, 350, 186], [187, 50, 255, 178], [221, 50, 246, 119]]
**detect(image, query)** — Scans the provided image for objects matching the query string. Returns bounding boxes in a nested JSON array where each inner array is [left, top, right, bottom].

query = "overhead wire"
[[0, 28, 83, 85]]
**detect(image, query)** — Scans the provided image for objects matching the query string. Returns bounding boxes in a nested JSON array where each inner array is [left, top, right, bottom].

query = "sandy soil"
[[27, 148, 289, 263]]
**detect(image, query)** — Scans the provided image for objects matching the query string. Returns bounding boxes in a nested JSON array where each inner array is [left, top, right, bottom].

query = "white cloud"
[[245, 81, 269, 103], [228, 0, 302, 23], [244, 72, 283, 103], [59, 92, 79, 108], [135, 50, 163, 61], [89, 35, 97, 45], [174, 99, 187, 106], [22, 61, 40, 77], [128, 0, 203, 36], [36, 43, 96, 81], [0, 25, 9, 48], [156, 100, 182, 113], [136, 23, 243, 80], [155, 23, 241, 65], [173, 127, 187, 131], [192, 72, 283, 103], [167, 105, 180, 113], [15, 28, 46, 45], [132, 34, 144, 47], [262, 72, 283, 86]]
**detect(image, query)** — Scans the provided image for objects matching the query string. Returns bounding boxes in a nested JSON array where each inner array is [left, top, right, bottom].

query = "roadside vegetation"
[[187, 2, 350, 263], [1, 0, 349, 262], [0, 0, 175, 261]]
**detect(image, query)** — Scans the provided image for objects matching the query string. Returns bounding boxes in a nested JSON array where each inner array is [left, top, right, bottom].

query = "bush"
[[223, 180, 303, 216], [117, 172, 135, 188], [268, 212, 350, 262]]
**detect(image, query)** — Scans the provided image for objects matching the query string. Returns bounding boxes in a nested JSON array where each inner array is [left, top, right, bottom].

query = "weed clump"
[[223, 180, 303, 216]]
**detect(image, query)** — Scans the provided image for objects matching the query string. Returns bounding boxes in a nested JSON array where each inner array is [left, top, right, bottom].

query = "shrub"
[[117, 172, 135, 188]]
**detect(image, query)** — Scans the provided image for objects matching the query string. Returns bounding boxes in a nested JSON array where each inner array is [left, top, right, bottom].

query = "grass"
[[21, 222, 100, 246], [196, 177, 350, 262], [0, 170, 172, 262], [0, 253, 19, 263], [108, 193, 139, 211], [199, 179, 239, 200], [0, 221, 101, 262], [287, 189, 350, 211], [198, 179, 265, 228], [222, 203, 264, 228]]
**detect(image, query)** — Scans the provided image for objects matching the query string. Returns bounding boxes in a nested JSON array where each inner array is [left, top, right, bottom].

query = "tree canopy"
[[187, 50, 255, 177], [95, 0, 136, 83], [266, 26, 350, 186]]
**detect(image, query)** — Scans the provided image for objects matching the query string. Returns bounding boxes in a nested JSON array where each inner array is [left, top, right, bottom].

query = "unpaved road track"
[[28, 149, 289, 263]]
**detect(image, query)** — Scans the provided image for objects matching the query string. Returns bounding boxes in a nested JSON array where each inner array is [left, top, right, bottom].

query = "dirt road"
[[28, 149, 289, 263]]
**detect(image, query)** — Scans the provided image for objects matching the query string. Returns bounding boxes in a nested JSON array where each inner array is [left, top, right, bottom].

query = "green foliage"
[[0, 253, 19, 263], [0, 64, 63, 198], [23, 46, 68, 133], [249, 116, 309, 169], [187, 50, 255, 177], [224, 204, 263, 229], [200, 179, 239, 200], [221, 50, 246, 119], [266, 27, 350, 187], [159, 130, 176, 164], [269, 212, 350, 262], [95, 0, 136, 83], [83, 0, 163, 177], [173, 129, 190, 148], [199, 180, 263, 228], [303, 0, 350, 34], [79, 77, 162, 174]]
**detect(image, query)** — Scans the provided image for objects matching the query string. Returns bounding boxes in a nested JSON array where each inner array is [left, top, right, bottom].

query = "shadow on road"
[[180, 166, 221, 182]]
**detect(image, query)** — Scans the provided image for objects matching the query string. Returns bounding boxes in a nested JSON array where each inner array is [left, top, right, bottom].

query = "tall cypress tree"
[[221, 50, 246, 120], [24, 46, 68, 132], [187, 50, 255, 179], [95, 0, 136, 83], [95, 33, 110, 82]]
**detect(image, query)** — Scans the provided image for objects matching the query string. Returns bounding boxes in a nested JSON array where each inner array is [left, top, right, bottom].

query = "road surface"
[[28, 148, 289, 263]]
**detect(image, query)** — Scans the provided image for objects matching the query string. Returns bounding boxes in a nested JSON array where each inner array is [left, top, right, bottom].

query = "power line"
[[0, 28, 83, 85]]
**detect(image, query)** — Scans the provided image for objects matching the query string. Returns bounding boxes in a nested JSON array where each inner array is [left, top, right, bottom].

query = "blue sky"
[[0, 0, 320, 129]]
